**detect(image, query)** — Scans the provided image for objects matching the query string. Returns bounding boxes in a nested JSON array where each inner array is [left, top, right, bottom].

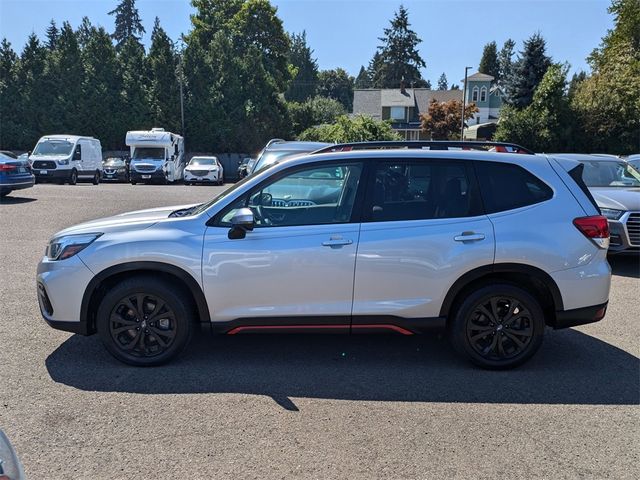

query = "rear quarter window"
[[476, 161, 553, 213]]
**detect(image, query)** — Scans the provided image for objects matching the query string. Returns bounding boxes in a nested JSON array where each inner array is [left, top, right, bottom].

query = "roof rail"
[[265, 138, 286, 148], [311, 141, 535, 155]]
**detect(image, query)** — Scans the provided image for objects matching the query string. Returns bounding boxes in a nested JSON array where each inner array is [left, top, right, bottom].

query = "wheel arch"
[[81, 261, 211, 335], [439, 263, 564, 324]]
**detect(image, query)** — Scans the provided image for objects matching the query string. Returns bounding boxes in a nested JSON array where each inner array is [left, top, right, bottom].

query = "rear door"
[[352, 159, 495, 324]]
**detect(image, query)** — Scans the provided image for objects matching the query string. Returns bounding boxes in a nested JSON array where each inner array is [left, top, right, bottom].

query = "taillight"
[[573, 215, 610, 249], [0, 164, 17, 171]]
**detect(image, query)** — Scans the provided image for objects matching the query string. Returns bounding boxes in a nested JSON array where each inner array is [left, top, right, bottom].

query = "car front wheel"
[[96, 276, 193, 366], [448, 284, 545, 369]]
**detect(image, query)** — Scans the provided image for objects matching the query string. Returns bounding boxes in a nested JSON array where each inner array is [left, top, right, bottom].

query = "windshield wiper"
[[169, 205, 202, 218]]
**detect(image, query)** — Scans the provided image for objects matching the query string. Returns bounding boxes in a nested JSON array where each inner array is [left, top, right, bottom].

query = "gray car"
[[555, 154, 640, 254]]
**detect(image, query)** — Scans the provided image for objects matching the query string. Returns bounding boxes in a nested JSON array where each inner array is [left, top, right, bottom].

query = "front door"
[[202, 161, 365, 330]]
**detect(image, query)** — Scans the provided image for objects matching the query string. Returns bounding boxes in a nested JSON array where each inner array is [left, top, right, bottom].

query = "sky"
[[0, 0, 613, 85]]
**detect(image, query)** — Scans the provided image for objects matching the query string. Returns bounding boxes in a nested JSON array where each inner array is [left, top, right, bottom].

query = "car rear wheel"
[[96, 276, 193, 366], [448, 284, 544, 369]]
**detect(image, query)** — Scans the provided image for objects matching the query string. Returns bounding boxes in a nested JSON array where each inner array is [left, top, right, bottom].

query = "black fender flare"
[[439, 263, 564, 317], [81, 261, 211, 329]]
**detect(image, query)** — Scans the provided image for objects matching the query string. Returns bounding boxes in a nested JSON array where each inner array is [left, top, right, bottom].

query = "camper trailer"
[[126, 128, 185, 184]]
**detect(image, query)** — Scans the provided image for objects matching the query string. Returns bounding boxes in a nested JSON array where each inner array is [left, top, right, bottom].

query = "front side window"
[[217, 163, 363, 227], [476, 161, 553, 213], [366, 161, 476, 222]]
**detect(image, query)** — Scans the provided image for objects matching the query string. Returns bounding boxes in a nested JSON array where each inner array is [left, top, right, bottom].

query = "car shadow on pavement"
[[46, 328, 639, 410], [609, 255, 640, 278], [0, 195, 37, 204]]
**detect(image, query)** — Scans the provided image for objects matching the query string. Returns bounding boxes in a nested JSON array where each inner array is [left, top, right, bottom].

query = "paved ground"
[[1, 183, 638, 480]]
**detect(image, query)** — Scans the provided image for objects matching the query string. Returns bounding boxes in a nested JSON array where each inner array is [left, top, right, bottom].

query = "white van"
[[31, 135, 103, 185], [126, 128, 185, 184]]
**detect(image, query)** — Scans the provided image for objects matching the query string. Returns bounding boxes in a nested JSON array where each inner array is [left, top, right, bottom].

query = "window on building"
[[480, 87, 487, 102], [390, 106, 406, 121], [472, 86, 479, 102]]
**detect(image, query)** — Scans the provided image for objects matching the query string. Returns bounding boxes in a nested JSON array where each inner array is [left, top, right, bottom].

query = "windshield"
[[105, 159, 125, 166], [133, 147, 165, 160], [32, 140, 74, 156], [189, 158, 216, 166], [581, 160, 640, 187], [253, 150, 304, 172]]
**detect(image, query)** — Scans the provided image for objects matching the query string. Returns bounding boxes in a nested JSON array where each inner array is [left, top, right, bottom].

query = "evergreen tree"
[[367, 51, 384, 88], [76, 16, 95, 49], [354, 65, 371, 89], [108, 0, 146, 49], [81, 26, 121, 147], [375, 5, 427, 88], [317, 68, 354, 111], [479, 41, 499, 80], [45, 20, 59, 50], [498, 38, 516, 84], [54, 22, 85, 133], [120, 36, 149, 134], [505, 33, 552, 108], [147, 17, 180, 133], [437, 72, 448, 90], [450, 84, 460, 90], [0, 40, 20, 148], [567, 71, 587, 100], [16, 34, 51, 146], [285, 31, 318, 102]]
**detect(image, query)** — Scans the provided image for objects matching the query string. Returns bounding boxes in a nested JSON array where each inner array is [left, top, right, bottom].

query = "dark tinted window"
[[367, 161, 476, 222], [476, 161, 553, 213]]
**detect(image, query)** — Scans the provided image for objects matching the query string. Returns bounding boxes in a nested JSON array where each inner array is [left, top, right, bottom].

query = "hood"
[[591, 187, 640, 211], [53, 203, 199, 237], [186, 164, 218, 170]]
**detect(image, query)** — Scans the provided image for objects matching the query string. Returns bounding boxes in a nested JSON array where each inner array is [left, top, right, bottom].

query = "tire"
[[0, 190, 9, 198], [96, 276, 194, 366], [92, 170, 100, 185], [68, 169, 77, 185], [448, 284, 545, 369], [131, 180, 137, 185]]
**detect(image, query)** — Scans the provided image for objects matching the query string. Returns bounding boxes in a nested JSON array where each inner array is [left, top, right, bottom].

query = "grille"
[[32, 160, 57, 169], [271, 199, 315, 207], [189, 170, 210, 177], [134, 164, 157, 173], [104, 169, 116, 174], [626, 213, 640, 246]]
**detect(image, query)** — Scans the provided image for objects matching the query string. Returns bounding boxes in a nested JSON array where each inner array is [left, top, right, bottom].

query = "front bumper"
[[34, 169, 71, 181], [608, 213, 640, 254], [37, 255, 94, 334], [130, 170, 166, 183], [184, 170, 221, 183], [102, 170, 128, 181]]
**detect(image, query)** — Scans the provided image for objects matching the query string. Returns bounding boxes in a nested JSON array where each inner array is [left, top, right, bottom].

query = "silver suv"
[[37, 141, 612, 369]]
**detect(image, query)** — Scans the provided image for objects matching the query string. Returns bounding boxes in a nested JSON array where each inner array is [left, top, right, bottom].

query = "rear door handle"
[[454, 232, 486, 242], [322, 238, 353, 247]]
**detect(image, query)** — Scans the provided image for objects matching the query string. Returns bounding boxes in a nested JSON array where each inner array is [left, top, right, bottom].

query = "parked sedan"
[[102, 157, 130, 182], [0, 152, 35, 198], [184, 156, 223, 185], [556, 154, 640, 254]]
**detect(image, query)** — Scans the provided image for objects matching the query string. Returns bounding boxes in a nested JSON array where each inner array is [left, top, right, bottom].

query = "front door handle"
[[322, 238, 353, 247], [454, 232, 486, 242]]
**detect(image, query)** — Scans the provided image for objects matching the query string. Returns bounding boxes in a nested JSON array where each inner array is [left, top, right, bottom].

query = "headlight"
[[117, 167, 126, 173], [600, 208, 624, 220], [57, 159, 69, 165], [46, 233, 102, 261]]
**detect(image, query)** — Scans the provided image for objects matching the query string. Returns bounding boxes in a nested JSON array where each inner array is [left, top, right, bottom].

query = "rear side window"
[[568, 163, 599, 212], [475, 161, 553, 213], [366, 161, 479, 222]]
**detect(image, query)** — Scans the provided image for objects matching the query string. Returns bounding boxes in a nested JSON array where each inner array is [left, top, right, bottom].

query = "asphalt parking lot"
[[1, 183, 639, 479]]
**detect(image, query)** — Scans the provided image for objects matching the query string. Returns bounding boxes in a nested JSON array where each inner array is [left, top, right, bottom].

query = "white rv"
[[126, 128, 185, 184], [30, 135, 102, 185]]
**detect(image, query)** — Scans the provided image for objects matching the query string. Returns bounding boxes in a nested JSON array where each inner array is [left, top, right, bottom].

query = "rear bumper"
[[0, 177, 35, 191], [553, 301, 608, 329]]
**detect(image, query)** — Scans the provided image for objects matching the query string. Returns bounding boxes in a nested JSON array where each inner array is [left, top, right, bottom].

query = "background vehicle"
[[30, 135, 102, 185], [0, 152, 34, 198], [250, 139, 331, 174], [0, 150, 17, 159], [102, 157, 130, 182], [627, 154, 640, 171], [38, 141, 611, 369], [555, 154, 640, 254], [237, 157, 255, 179], [184, 156, 224, 185], [126, 128, 184, 184]]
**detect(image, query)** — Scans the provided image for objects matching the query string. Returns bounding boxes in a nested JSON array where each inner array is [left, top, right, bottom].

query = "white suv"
[[37, 142, 611, 369]]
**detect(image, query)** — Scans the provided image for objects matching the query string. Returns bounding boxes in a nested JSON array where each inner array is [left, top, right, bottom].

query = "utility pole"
[[461, 66, 472, 141]]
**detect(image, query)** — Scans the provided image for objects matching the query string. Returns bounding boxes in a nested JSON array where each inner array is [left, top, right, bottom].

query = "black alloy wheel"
[[97, 277, 193, 366], [449, 284, 544, 369]]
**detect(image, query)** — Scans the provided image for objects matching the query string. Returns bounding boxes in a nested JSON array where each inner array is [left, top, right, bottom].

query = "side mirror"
[[228, 208, 254, 239]]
